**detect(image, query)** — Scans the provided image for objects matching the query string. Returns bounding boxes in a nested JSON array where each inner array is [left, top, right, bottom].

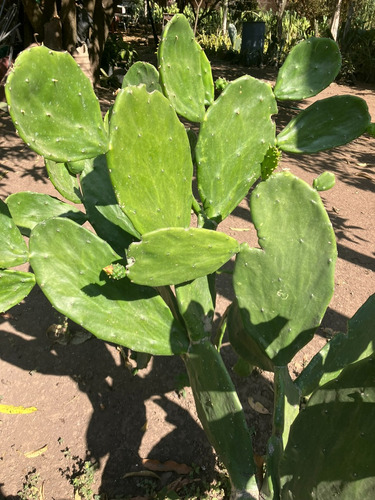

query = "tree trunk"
[[85, 0, 114, 86], [22, 0, 113, 86], [276, 0, 288, 44], [222, 0, 229, 34], [330, 0, 343, 41], [61, 0, 77, 54]]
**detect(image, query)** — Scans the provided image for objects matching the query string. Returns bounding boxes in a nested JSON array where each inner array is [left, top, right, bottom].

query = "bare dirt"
[[0, 36, 374, 499]]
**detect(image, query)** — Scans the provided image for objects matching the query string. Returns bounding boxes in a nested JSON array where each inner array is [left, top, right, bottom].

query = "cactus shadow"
[[0, 286, 216, 498]]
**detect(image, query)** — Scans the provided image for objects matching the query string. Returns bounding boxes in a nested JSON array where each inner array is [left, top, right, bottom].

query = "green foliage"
[[17, 469, 41, 500], [101, 33, 137, 74], [3, 18, 374, 500], [72, 461, 98, 500]]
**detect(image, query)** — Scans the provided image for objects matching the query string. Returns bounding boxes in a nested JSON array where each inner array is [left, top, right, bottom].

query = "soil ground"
[[0, 29, 374, 499]]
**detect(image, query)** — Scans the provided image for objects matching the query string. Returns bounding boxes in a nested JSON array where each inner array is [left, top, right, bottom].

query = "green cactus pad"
[[126, 227, 239, 287], [121, 61, 162, 93], [274, 37, 341, 100], [295, 293, 375, 397], [200, 48, 214, 107], [5, 46, 108, 162], [29, 218, 189, 355], [227, 300, 274, 372], [0, 269, 35, 313], [313, 171, 336, 191], [277, 95, 370, 153], [158, 14, 211, 122], [280, 355, 375, 499], [183, 339, 258, 496], [0, 199, 29, 268], [80, 155, 139, 255], [175, 276, 215, 342], [233, 172, 336, 366], [107, 86, 193, 234], [6, 192, 86, 236], [45, 159, 82, 204], [196, 75, 277, 222]]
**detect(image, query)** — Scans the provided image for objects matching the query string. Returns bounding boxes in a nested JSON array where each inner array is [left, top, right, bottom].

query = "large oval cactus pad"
[[196, 76, 277, 222], [277, 95, 370, 153], [234, 172, 336, 366], [280, 356, 375, 499], [0, 270, 35, 313], [126, 227, 239, 286], [5, 46, 108, 162], [0, 199, 29, 268], [158, 14, 211, 122], [29, 218, 188, 355], [274, 37, 341, 100], [108, 86, 193, 234]]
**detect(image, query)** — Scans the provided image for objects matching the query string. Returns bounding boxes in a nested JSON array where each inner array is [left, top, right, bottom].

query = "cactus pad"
[[29, 218, 189, 355], [0, 270, 35, 313], [0, 199, 29, 268], [45, 159, 82, 204], [80, 155, 139, 255], [175, 276, 215, 342], [295, 293, 375, 397], [107, 86, 193, 234], [183, 339, 258, 495], [6, 192, 86, 236], [280, 355, 375, 499], [228, 300, 274, 372], [313, 171, 336, 191], [196, 75, 277, 222], [121, 61, 162, 93], [126, 227, 239, 286], [277, 95, 370, 153], [233, 172, 336, 366], [5, 46, 108, 162], [158, 14, 212, 122], [274, 37, 341, 100]]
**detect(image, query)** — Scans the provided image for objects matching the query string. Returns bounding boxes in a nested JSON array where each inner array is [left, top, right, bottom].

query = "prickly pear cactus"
[[158, 14, 213, 122], [45, 159, 82, 204], [0, 199, 29, 268], [280, 355, 375, 499], [6, 192, 86, 236], [107, 85, 193, 234], [0, 270, 35, 313], [274, 37, 341, 100], [295, 293, 375, 397], [5, 46, 108, 162], [232, 172, 336, 366], [183, 340, 258, 498], [277, 95, 370, 153], [196, 75, 277, 222], [29, 218, 189, 356], [126, 227, 239, 286], [121, 61, 162, 93], [80, 155, 139, 256]]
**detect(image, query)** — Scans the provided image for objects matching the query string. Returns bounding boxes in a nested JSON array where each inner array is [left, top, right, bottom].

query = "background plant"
[[2, 14, 375, 500]]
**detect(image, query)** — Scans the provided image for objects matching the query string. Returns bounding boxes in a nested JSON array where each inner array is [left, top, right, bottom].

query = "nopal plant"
[[2, 14, 375, 499]]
